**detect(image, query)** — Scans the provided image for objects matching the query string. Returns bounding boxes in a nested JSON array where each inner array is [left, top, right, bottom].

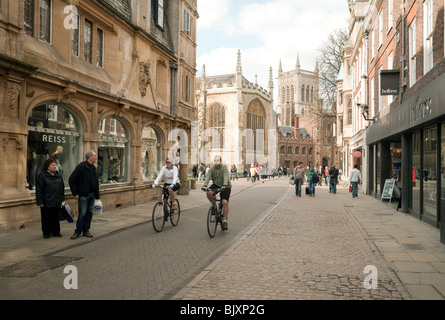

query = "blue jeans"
[[330, 177, 337, 194], [75, 193, 95, 235], [308, 181, 315, 195], [295, 178, 303, 196], [351, 182, 359, 198]]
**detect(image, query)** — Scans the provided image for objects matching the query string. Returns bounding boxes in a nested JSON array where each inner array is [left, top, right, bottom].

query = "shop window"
[[423, 126, 437, 219], [141, 126, 162, 181], [27, 103, 80, 190], [98, 117, 128, 184], [441, 124, 445, 210], [411, 131, 421, 213]]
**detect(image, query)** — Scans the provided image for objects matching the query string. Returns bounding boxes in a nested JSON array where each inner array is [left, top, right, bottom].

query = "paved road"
[[0, 180, 287, 300]]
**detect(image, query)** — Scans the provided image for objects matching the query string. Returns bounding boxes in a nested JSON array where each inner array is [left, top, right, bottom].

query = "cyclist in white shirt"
[[153, 158, 181, 210]]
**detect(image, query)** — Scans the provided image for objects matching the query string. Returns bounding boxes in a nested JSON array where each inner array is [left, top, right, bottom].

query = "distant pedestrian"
[[349, 165, 362, 198], [307, 166, 318, 197], [293, 162, 307, 197], [36, 158, 65, 238], [69, 150, 100, 239], [192, 164, 198, 179], [324, 166, 329, 186], [329, 165, 339, 194]]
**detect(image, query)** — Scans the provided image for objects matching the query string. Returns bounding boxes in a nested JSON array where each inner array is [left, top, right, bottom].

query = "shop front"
[[366, 73, 445, 244]]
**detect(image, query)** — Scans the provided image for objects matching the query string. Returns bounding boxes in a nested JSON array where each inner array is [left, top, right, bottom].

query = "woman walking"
[[36, 158, 65, 238]]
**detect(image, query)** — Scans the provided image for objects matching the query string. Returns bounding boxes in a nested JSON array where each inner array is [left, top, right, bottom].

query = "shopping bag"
[[349, 185, 352, 193], [62, 202, 75, 223], [289, 176, 295, 185], [93, 199, 103, 215]]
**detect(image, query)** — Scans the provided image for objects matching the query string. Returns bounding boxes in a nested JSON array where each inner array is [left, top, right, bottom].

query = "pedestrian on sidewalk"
[[68, 150, 100, 239], [293, 162, 307, 197], [36, 158, 65, 238], [329, 165, 339, 194], [307, 166, 318, 197], [349, 164, 362, 198]]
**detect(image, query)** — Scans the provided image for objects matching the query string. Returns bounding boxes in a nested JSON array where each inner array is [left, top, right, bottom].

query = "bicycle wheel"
[[152, 202, 165, 232], [207, 206, 218, 238], [170, 199, 180, 226]]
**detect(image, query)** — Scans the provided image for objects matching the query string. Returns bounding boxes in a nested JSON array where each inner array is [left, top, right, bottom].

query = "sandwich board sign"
[[381, 179, 396, 203]]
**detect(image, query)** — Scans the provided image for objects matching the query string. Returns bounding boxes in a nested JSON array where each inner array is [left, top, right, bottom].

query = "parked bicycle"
[[152, 185, 180, 232], [202, 186, 225, 238]]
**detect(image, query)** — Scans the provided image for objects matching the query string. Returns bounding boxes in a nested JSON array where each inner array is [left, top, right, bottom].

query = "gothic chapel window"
[[208, 104, 225, 149]]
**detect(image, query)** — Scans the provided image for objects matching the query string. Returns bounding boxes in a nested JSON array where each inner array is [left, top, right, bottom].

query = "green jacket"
[[204, 164, 232, 188]]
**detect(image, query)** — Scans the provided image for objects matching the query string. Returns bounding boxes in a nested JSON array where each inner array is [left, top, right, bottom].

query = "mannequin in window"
[[28, 122, 48, 190], [51, 145, 64, 176]]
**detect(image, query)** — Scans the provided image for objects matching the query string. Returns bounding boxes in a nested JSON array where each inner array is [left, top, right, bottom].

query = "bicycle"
[[152, 184, 181, 232], [202, 186, 225, 238]]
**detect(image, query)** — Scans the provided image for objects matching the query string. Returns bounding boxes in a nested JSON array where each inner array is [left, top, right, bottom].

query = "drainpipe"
[[400, 0, 406, 103]]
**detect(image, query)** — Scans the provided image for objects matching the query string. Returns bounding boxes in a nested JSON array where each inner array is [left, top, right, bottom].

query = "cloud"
[[197, 0, 350, 104]]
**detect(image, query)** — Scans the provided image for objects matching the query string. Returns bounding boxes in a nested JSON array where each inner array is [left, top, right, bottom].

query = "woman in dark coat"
[[36, 158, 65, 238]]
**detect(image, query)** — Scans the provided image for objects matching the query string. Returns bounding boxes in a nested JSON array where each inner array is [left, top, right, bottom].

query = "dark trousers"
[[41, 207, 61, 237]]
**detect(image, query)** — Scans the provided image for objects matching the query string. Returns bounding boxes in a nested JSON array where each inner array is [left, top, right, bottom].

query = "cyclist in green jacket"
[[203, 155, 232, 230]]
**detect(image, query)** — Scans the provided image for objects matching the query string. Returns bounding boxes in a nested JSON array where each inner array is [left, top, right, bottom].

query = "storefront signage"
[[380, 70, 400, 96], [409, 97, 432, 124], [352, 151, 362, 158], [42, 133, 67, 144], [381, 179, 396, 203]]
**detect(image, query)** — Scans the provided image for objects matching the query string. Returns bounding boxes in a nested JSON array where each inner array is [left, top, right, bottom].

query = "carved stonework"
[[139, 61, 151, 97], [5, 82, 21, 119]]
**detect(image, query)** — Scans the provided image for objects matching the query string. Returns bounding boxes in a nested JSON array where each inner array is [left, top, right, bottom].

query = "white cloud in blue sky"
[[197, 0, 350, 102]]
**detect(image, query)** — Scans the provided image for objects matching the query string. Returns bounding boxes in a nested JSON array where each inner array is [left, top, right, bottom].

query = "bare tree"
[[318, 28, 348, 116]]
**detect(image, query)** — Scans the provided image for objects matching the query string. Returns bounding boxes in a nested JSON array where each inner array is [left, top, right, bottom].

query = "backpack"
[[312, 173, 319, 183]]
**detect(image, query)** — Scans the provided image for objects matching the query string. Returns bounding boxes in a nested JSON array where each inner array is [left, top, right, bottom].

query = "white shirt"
[[349, 168, 362, 182], [155, 165, 180, 185]]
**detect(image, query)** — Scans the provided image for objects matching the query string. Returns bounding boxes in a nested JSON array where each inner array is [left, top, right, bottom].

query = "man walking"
[[349, 164, 362, 198], [293, 162, 306, 197], [69, 150, 100, 239], [329, 165, 339, 194]]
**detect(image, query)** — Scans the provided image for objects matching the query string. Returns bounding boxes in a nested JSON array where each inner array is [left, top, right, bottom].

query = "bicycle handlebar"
[[201, 186, 226, 193]]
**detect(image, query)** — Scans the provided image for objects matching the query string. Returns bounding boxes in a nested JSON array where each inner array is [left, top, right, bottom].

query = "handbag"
[[93, 199, 103, 215], [58, 208, 66, 221], [289, 176, 295, 185], [61, 202, 75, 223]]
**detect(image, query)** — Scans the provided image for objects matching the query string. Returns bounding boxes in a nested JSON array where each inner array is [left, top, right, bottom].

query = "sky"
[[196, 0, 350, 104]]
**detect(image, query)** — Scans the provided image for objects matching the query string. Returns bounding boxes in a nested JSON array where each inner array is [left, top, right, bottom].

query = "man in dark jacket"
[[329, 165, 339, 194], [69, 150, 100, 239]]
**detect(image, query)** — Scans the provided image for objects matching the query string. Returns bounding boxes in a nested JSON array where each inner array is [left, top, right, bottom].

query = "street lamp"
[[357, 103, 376, 123]]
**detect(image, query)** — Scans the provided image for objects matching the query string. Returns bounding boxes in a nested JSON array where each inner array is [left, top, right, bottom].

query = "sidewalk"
[[0, 177, 255, 269]]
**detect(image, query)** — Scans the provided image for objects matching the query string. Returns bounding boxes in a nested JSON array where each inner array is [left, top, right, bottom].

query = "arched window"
[[302, 147, 306, 155], [207, 103, 225, 149], [295, 147, 299, 155], [286, 86, 290, 103], [308, 147, 313, 155], [141, 126, 161, 181], [311, 87, 314, 102], [280, 146, 285, 154], [287, 146, 292, 155], [247, 99, 266, 159], [291, 85, 295, 103], [98, 116, 129, 184], [301, 85, 305, 102], [27, 103, 81, 189], [306, 86, 310, 102]]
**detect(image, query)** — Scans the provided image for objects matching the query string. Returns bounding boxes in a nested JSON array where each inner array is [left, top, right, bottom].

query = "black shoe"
[[52, 233, 62, 237], [43, 234, 50, 239]]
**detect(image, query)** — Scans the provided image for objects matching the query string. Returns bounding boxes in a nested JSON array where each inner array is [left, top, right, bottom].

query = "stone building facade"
[[195, 50, 277, 172], [0, 0, 198, 233], [277, 55, 335, 171]]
